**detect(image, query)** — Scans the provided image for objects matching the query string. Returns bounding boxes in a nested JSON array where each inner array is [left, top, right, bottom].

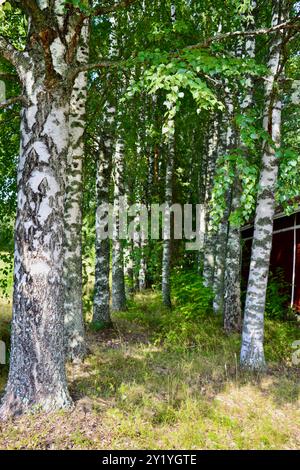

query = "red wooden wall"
[[242, 212, 300, 311]]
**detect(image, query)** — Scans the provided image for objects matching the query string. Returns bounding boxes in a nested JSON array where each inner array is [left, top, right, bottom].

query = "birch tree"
[[0, 0, 137, 419], [202, 118, 219, 288], [93, 141, 112, 325], [213, 91, 234, 315], [162, 128, 175, 307], [223, 8, 256, 334], [112, 134, 127, 311], [0, 0, 79, 418], [93, 15, 119, 325], [161, 3, 176, 308], [240, 0, 287, 370], [64, 19, 89, 361]]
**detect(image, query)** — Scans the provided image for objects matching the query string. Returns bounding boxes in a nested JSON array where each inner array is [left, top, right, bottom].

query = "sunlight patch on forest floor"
[[0, 292, 299, 450]]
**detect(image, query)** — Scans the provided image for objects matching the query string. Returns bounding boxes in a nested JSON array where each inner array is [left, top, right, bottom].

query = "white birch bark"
[[240, 0, 285, 370], [124, 239, 134, 295], [139, 241, 147, 291], [64, 20, 89, 361], [112, 137, 127, 311], [0, 0, 81, 417], [213, 89, 235, 316], [223, 180, 243, 332], [203, 118, 219, 288], [213, 191, 230, 315], [162, 3, 176, 307], [93, 14, 119, 323], [162, 131, 175, 307], [93, 142, 113, 325], [224, 8, 256, 333], [134, 125, 148, 292]]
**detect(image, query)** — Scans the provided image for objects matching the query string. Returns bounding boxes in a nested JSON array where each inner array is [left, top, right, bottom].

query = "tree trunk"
[[0, 0, 88, 418], [93, 144, 112, 325], [203, 118, 219, 288], [124, 240, 134, 295], [112, 138, 127, 311], [0, 81, 73, 419], [162, 133, 175, 308], [133, 211, 141, 291], [93, 14, 118, 322], [213, 193, 230, 315], [212, 94, 233, 315], [223, 182, 242, 332], [224, 11, 256, 334], [161, 4, 176, 308], [64, 20, 89, 361], [240, 0, 285, 371], [139, 239, 147, 291]]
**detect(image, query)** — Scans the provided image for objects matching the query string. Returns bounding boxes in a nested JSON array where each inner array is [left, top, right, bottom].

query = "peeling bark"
[[0, 0, 86, 418], [0, 73, 73, 419]]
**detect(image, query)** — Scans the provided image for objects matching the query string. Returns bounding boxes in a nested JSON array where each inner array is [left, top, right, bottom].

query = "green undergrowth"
[[0, 275, 299, 449]]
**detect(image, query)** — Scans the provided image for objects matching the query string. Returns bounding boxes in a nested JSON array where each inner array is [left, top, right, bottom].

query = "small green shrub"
[[265, 268, 291, 320], [89, 320, 113, 331], [171, 268, 214, 320], [264, 319, 300, 363]]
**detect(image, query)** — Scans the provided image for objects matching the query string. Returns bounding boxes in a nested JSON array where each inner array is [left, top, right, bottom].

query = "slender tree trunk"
[[223, 182, 242, 332], [112, 138, 127, 311], [139, 239, 147, 291], [161, 4, 176, 308], [124, 240, 134, 295], [213, 90, 234, 315], [196, 123, 208, 273], [224, 10, 256, 333], [203, 118, 219, 288], [93, 13, 118, 323], [93, 143, 112, 325], [133, 211, 141, 291], [213, 193, 230, 315], [64, 20, 89, 361], [124, 183, 134, 295], [162, 134, 175, 308], [136, 126, 148, 292], [240, 0, 285, 370]]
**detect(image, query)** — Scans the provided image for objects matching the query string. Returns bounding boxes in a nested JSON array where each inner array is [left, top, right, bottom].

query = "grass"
[[0, 291, 299, 449]]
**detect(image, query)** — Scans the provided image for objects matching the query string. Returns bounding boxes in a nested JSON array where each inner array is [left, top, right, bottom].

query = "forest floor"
[[0, 291, 300, 450]]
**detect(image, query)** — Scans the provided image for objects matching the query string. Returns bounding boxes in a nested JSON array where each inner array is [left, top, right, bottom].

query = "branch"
[[185, 17, 300, 51], [10, 0, 46, 26], [91, 0, 138, 16], [69, 60, 124, 80], [0, 73, 19, 81], [0, 95, 26, 110], [0, 36, 29, 75], [70, 17, 300, 78]]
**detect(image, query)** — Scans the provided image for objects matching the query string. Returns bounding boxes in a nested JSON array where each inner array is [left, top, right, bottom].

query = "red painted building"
[[242, 210, 300, 311]]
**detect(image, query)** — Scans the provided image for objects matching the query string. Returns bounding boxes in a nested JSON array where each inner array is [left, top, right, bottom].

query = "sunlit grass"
[[0, 291, 299, 449]]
